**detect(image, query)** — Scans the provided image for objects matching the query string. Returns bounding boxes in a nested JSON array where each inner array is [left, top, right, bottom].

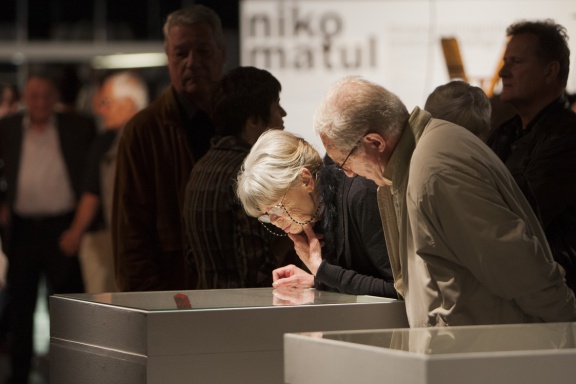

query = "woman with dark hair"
[[183, 66, 290, 289]]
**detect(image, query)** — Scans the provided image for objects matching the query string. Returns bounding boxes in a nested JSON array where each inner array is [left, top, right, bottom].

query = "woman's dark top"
[[315, 165, 397, 298]]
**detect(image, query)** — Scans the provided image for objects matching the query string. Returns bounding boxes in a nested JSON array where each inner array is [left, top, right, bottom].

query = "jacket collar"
[[382, 106, 432, 189], [210, 135, 251, 153]]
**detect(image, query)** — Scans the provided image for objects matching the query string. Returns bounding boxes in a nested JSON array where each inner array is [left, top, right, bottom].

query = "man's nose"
[[184, 51, 198, 67], [343, 169, 356, 178], [499, 62, 510, 78]]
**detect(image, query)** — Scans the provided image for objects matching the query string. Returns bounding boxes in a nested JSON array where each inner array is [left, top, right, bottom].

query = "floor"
[[0, 280, 51, 384]]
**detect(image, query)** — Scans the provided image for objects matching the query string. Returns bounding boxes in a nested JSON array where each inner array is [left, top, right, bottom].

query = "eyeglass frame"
[[257, 185, 290, 224], [335, 137, 363, 171], [257, 175, 321, 226]]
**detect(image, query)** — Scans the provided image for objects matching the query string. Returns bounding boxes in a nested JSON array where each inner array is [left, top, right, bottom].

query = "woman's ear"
[[300, 168, 316, 192]]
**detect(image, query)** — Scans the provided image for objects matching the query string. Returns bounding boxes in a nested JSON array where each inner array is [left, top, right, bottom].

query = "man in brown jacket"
[[113, 5, 226, 291]]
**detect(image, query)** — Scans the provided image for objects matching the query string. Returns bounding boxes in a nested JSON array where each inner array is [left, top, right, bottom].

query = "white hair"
[[107, 71, 148, 111], [314, 76, 408, 151], [236, 129, 323, 217], [163, 5, 225, 51]]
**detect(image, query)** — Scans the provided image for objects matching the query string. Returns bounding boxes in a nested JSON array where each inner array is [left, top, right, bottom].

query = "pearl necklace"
[[259, 201, 323, 237]]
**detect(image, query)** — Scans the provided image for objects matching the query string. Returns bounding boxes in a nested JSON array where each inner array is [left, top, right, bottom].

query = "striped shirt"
[[183, 136, 278, 289]]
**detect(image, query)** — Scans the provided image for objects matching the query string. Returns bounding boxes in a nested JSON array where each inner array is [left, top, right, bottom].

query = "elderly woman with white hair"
[[236, 129, 397, 298]]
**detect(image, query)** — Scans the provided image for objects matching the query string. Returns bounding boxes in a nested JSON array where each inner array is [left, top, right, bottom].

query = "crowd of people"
[[0, 4, 575, 383]]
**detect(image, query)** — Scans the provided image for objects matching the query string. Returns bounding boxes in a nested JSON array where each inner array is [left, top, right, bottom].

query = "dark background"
[[0, 0, 242, 109], [0, 0, 239, 40]]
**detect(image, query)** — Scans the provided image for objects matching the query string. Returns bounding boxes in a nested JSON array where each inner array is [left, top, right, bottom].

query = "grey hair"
[[236, 129, 323, 218], [425, 80, 491, 138], [163, 5, 225, 50], [106, 72, 149, 112], [313, 76, 409, 151]]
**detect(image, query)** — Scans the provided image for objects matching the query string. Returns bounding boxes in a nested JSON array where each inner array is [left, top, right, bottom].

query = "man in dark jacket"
[[113, 5, 226, 291], [487, 20, 576, 292]]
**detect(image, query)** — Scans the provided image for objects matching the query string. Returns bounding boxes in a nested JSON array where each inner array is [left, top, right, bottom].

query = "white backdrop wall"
[[240, 0, 576, 155]]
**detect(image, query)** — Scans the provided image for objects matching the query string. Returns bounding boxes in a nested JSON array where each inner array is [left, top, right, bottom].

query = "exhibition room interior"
[[1, 0, 576, 383]]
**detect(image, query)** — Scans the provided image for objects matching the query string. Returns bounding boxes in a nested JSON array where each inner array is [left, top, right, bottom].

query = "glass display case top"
[[54, 287, 395, 311], [300, 322, 576, 355]]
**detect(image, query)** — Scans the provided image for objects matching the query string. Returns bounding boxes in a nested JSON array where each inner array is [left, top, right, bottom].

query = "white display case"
[[50, 288, 408, 384], [284, 322, 576, 384]]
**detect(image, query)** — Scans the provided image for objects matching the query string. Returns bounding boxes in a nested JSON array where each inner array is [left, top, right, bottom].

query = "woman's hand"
[[272, 264, 315, 288], [272, 287, 315, 306], [288, 224, 324, 275]]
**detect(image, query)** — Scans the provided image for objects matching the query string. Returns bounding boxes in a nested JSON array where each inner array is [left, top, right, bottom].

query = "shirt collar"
[[23, 114, 56, 132]]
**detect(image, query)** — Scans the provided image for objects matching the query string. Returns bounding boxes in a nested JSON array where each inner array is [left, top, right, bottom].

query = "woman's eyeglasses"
[[258, 202, 317, 226], [257, 180, 323, 235]]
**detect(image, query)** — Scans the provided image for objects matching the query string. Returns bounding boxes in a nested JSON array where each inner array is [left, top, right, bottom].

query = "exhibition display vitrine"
[[284, 322, 576, 384], [50, 287, 408, 383]]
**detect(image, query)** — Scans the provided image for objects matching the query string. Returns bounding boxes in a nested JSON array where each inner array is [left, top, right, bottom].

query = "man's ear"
[[544, 61, 560, 83], [364, 132, 387, 153]]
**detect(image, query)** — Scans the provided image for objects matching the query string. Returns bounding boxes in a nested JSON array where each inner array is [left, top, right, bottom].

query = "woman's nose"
[[269, 214, 283, 227]]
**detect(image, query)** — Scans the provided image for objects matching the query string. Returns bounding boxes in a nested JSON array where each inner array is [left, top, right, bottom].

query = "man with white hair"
[[59, 71, 148, 293], [311, 75, 576, 327]]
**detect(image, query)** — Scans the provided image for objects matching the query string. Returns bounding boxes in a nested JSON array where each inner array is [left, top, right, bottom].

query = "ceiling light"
[[92, 52, 167, 69]]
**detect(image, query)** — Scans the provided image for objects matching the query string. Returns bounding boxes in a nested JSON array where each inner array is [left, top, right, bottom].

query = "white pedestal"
[[284, 322, 576, 384], [50, 288, 408, 383]]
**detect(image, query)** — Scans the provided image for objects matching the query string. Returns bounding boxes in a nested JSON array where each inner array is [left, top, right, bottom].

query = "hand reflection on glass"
[[272, 287, 316, 306]]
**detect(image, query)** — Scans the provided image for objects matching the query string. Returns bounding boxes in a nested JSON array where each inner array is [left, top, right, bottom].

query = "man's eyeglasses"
[[335, 138, 362, 171]]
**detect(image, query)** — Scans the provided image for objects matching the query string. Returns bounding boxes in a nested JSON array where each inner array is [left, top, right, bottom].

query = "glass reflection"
[[55, 287, 394, 311], [313, 322, 576, 354]]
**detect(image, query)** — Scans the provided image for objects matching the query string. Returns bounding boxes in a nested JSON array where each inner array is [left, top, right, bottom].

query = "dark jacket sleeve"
[[315, 174, 398, 298], [57, 112, 97, 198], [113, 117, 161, 291], [112, 88, 194, 292], [509, 113, 576, 228], [489, 102, 576, 228]]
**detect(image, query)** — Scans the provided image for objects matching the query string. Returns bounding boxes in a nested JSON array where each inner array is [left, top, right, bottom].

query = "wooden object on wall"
[[441, 37, 468, 82]]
